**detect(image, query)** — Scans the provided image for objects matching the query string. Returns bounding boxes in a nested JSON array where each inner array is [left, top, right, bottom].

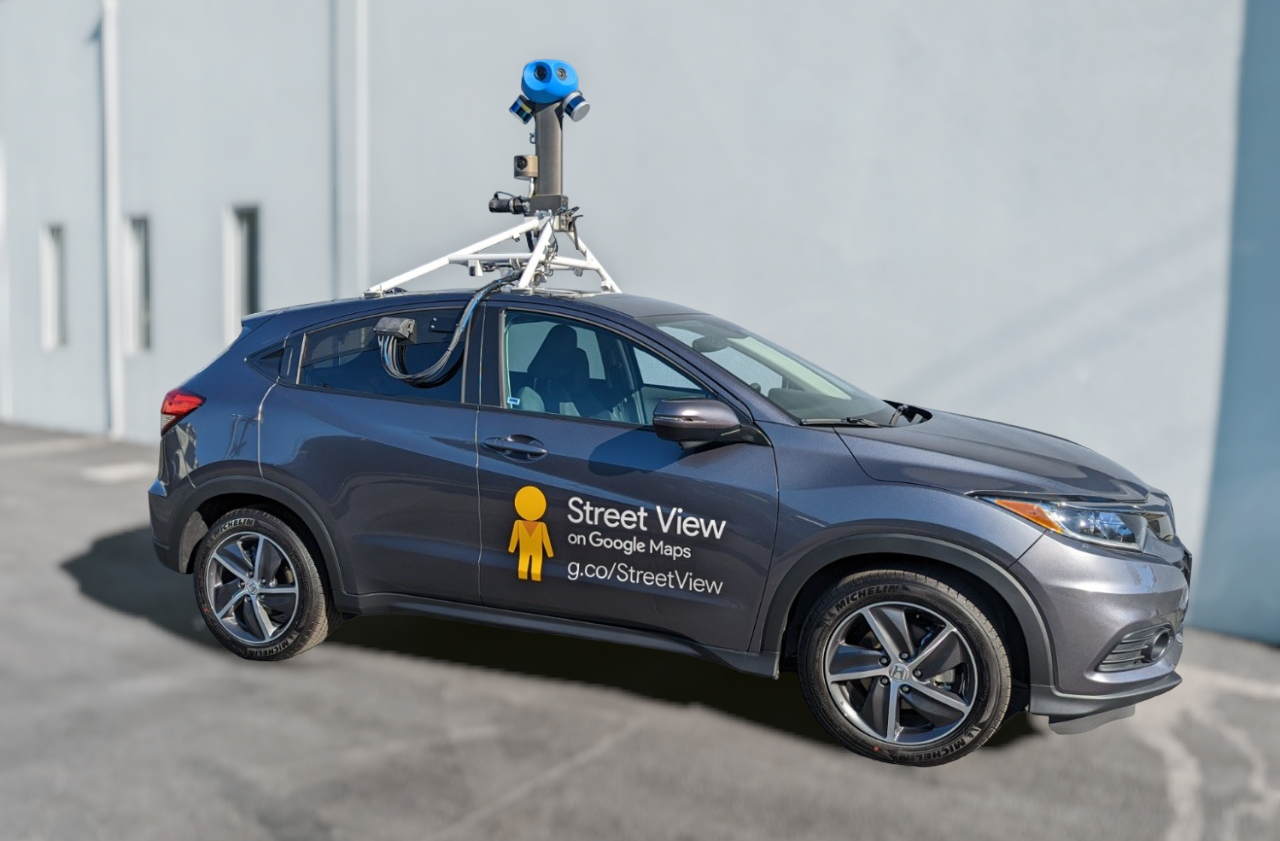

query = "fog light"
[[1145, 630, 1171, 664]]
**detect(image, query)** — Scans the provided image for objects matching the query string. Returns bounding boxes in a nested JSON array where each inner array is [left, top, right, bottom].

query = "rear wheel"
[[798, 568, 1011, 766], [193, 508, 337, 660]]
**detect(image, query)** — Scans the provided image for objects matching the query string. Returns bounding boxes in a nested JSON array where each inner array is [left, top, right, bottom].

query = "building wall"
[[114, 0, 335, 438], [1196, 0, 1280, 641], [0, 1, 1256, 627], [1, 0, 111, 436]]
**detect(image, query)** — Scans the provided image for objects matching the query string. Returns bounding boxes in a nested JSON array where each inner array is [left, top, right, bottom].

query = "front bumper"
[[1013, 530, 1190, 723], [1030, 671, 1181, 732]]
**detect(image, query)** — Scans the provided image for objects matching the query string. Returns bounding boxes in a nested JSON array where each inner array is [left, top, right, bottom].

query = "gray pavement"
[[2, 423, 1277, 841]]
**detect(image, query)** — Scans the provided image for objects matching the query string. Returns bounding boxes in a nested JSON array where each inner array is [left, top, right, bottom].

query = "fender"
[[759, 533, 1054, 686], [168, 474, 348, 599]]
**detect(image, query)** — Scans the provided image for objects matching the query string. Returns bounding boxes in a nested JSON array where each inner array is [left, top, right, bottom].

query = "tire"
[[193, 508, 338, 661], [797, 568, 1011, 766]]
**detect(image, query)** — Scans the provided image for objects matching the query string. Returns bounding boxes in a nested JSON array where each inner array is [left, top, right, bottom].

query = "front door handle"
[[482, 435, 548, 460]]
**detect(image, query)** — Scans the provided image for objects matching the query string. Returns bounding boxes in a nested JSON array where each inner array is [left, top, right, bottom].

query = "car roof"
[[492, 290, 705, 319], [247, 287, 706, 342]]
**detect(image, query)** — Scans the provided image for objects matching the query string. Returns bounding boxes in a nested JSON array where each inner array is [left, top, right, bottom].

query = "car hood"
[[837, 410, 1150, 502]]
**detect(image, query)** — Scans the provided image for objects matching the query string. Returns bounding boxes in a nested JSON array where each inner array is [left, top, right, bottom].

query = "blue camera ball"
[[521, 60, 580, 104]]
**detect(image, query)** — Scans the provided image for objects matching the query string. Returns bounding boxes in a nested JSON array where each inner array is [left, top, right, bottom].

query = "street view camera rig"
[[366, 58, 618, 299], [369, 59, 618, 385]]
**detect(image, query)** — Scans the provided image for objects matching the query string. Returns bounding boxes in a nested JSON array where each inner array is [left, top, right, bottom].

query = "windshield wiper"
[[799, 417, 885, 428]]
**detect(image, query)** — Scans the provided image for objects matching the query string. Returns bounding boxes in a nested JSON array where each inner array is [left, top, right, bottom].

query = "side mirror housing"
[[652, 398, 744, 445]]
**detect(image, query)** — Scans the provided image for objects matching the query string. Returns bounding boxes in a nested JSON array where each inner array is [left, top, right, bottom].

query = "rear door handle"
[[482, 435, 548, 460]]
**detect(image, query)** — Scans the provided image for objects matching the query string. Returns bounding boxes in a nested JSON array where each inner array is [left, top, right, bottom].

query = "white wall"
[[115, 0, 334, 439], [0, 0, 112, 436]]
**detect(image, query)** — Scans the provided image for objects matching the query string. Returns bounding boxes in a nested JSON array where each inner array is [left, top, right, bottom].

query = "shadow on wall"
[[62, 527, 1041, 750], [1194, 0, 1280, 642]]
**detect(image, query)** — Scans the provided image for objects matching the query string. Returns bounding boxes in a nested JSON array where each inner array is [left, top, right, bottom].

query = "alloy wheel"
[[202, 530, 300, 646], [823, 600, 978, 746]]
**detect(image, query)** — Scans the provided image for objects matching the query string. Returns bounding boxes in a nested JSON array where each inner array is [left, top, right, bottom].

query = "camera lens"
[[515, 156, 528, 169], [556, 67, 567, 80], [534, 64, 549, 81]]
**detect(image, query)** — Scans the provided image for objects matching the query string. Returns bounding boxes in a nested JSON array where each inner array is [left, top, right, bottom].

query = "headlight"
[[984, 497, 1149, 551]]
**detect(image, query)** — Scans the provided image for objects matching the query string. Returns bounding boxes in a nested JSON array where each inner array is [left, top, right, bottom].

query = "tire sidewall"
[[193, 509, 326, 661], [799, 572, 1010, 766]]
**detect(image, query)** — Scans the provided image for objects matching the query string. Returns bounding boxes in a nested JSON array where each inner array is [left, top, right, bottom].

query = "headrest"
[[528, 324, 578, 380]]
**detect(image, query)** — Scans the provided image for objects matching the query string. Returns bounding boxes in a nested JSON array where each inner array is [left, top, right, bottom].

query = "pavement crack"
[[1126, 663, 1280, 841], [423, 717, 646, 841], [1132, 708, 1204, 841], [1199, 713, 1280, 841]]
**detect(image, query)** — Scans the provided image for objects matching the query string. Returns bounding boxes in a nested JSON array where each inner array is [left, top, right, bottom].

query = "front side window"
[[299, 308, 465, 403], [502, 311, 709, 425], [643, 314, 892, 424]]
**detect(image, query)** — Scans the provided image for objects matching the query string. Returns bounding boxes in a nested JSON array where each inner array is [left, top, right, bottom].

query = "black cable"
[[376, 275, 509, 386]]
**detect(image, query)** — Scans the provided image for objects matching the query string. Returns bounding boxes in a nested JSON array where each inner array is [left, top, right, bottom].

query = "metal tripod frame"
[[365, 211, 619, 297]]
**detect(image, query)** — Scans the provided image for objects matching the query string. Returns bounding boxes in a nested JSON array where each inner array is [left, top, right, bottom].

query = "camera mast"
[[365, 59, 619, 297]]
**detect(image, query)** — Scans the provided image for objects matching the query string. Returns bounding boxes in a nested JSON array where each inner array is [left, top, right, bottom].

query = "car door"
[[258, 304, 482, 602], [474, 303, 779, 651]]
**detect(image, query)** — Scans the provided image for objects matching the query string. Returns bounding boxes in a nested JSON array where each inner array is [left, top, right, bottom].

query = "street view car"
[[150, 288, 1189, 765]]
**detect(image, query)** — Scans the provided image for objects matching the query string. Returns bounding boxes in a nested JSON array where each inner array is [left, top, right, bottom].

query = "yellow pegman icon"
[[509, 485, 554, 582]]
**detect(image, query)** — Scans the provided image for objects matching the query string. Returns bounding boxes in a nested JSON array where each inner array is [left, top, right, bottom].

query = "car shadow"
[[61, 527, 219, 649], [64, 527, 1043, 751]]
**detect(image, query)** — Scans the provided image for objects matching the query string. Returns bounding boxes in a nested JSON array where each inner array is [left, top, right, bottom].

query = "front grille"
[[1098, 625, 1172, 672]]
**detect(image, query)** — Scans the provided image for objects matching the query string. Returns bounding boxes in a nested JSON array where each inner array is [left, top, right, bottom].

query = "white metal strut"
[[365, 214, 620, 296]]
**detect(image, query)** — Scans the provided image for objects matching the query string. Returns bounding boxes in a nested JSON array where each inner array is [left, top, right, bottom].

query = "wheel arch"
[[170, 476, 346, 598], [762, 535, 1052, 688]]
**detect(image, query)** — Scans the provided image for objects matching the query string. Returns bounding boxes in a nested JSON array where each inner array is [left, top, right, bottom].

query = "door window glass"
[[299, 308, 466, 403], [502, 312, 709, 425]]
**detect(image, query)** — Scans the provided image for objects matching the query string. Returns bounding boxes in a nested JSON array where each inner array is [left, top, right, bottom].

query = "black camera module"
[[534, 63, 549, 81]]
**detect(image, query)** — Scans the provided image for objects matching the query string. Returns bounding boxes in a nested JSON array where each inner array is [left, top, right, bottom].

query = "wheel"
[[193, 508, 338, 660], [797, 568, 1011, 766]]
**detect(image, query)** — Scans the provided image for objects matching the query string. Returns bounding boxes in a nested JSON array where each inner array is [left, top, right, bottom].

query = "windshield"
[[642, 314, 893, 424]]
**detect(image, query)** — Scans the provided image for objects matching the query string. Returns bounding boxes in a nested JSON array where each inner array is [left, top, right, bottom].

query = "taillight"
[[161, 388, 204, 434]]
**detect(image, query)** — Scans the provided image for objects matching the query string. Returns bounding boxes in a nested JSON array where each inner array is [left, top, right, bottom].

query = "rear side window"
[[299, 308, 466, 403]]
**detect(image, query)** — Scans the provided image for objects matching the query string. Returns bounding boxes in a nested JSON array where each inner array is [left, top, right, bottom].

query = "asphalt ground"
[[3, 422, 1278, 841]]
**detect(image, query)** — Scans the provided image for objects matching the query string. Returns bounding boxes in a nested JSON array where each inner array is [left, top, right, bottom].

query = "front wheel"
[[193, 508, 338, 661], [798, 568, 1011, 766]]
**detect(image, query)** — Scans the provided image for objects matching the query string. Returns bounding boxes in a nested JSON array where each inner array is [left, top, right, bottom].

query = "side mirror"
[[652, 398, 743, 444]]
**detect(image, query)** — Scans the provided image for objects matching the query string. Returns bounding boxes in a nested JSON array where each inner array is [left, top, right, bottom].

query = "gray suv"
[[149, 289, 1189, 765]]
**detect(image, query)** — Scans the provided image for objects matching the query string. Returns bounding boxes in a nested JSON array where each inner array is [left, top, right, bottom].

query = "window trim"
[[123, 216, 151, 353], [288, 305, 477, 406], [39, 224, 66, 351], [489, 305, 728, 430], [223, 206, 260, 343]]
